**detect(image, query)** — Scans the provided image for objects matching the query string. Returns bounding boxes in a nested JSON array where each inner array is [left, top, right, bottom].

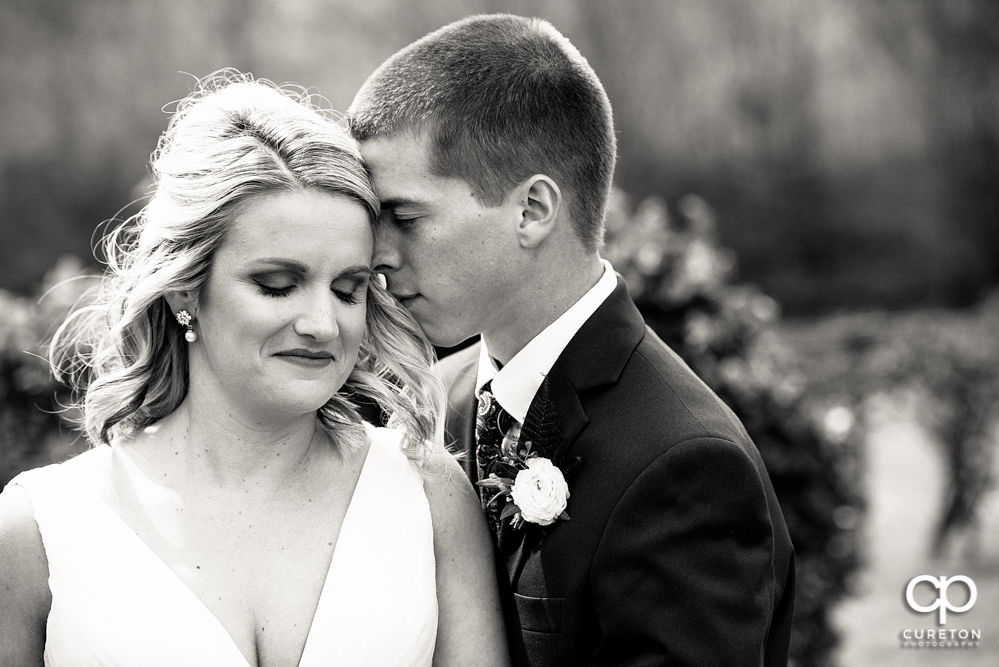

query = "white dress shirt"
[[475, 259, 618, 423]]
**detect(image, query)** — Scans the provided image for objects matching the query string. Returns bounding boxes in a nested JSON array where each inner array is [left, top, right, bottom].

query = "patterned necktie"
[[475, 380, 520, 521]]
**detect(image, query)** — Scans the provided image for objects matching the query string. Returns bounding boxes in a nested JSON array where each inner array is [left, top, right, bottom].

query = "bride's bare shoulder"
[[0, 480, 46, 559], [0, 481, 50, 664], [53, 444, 115, 499], [59, 443, 113, 471], [419, 450, 511, 666]]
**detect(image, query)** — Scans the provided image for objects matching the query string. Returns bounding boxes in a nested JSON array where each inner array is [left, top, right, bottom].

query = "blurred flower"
[[684, 312, 716, 352], [773, 376, 805, 406], [822, 405, 855, 444], [718, 358, 751, 393], [832, 505, 860, 531], [677, 194, 716, 239]]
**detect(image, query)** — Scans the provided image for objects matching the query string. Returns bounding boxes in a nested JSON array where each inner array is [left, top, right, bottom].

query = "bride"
[[0, 72, 509, 667]]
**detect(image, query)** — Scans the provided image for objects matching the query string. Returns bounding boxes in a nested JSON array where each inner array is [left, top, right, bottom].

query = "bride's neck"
[[145, 395, 327, 492]]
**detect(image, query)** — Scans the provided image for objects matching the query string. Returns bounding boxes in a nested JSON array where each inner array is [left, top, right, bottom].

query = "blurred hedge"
[[603, 189, 864, 667], [0, 257, 93, 487], [773, 299, 999, 560]]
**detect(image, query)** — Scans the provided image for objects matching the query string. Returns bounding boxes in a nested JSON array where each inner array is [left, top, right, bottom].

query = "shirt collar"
[[475, 259, 617, 423]]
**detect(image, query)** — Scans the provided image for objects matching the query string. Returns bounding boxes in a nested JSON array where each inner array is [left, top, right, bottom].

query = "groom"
[[349, 14, 794, 667]]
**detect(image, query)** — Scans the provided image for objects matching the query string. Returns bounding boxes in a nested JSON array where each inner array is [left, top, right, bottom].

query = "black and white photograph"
[[1, 2, 997, 666]]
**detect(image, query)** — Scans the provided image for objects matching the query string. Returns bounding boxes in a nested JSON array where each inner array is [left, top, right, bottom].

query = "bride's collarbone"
[[84, 440, 366, 667], [113, 456, 355, 574], [105, 432, 365, 528]]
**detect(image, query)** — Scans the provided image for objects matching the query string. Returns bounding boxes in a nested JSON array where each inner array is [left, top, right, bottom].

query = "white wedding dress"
[[9, 425, 438, 666]]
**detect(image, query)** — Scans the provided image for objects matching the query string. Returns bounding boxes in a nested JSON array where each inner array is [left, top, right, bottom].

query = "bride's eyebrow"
[[252, 258, 309, 273]]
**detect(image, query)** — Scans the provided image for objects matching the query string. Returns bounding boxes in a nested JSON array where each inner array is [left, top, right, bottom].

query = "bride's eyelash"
[[256, 283, 294, 298], [335, 291, 360, 305], [335, 284, 369, 305]]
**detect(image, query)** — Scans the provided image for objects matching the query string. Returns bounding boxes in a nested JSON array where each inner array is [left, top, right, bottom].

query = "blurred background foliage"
[[0, 257, 92, 487], [1, 1, 998, 666], [604, 191, 865, 665], [603, 190, 999, 665]]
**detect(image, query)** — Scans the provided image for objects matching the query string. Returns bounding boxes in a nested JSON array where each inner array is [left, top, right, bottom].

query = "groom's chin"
[[421, 321, 477, 353]]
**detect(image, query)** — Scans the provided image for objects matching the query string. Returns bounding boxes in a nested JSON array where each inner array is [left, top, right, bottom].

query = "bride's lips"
[[273, 349, 335, 368]]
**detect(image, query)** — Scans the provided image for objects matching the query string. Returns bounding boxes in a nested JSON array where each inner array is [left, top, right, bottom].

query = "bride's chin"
[[267, 389, 342, 416]]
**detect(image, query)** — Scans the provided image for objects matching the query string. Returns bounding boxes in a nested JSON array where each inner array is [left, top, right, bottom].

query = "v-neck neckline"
[[71, 432, 377, 667]]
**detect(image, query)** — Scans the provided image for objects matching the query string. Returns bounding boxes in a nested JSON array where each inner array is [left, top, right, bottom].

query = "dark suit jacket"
[[438, 278, 795, 667]]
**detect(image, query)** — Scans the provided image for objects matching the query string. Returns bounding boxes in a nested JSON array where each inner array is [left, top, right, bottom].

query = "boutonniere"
[[477, 440, 570, 529]]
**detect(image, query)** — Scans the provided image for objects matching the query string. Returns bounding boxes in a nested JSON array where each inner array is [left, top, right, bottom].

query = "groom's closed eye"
[[379, 202, 424, 231], [391, 214, 420, 230], [377, 210, 415, 231]]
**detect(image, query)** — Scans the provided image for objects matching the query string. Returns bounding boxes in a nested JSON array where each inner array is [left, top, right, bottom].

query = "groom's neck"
[[482, 250, 604, 365]]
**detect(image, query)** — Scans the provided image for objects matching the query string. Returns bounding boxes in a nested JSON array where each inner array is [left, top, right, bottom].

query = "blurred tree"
[[2, 0, 998, 311], [901, 0, 999, 304]]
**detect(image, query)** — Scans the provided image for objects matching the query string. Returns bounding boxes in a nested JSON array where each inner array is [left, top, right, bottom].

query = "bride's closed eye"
[[332, 276, 369, 305], [253, 272, 298, 298]]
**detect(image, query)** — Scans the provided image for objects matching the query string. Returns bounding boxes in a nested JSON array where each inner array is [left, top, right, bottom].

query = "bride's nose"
[[293, 290, 340, 341]]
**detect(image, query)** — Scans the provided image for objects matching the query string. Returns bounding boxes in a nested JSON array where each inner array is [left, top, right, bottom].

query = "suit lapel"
[[516, 275, 645, 472], [533, 365, 588, 466], [557, 276, 647, 392], [500, 276, 648, 585], [499, 363, 589, 584]]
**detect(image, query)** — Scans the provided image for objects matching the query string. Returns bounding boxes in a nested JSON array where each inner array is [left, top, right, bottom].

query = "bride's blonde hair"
[[50, 70, 444, 464]]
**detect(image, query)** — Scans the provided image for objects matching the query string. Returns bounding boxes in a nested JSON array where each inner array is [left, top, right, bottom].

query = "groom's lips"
[[392, 292, 420, 307]]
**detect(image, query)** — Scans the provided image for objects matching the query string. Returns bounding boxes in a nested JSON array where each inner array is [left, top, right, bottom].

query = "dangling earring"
[[175, 310, 197, 343]]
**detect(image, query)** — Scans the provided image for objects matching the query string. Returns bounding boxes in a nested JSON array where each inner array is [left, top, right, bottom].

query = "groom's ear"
[[515, 175, 561, 249]]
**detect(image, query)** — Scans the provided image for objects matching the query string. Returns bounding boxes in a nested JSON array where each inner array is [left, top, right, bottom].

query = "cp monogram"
[[905, 575, 977, 624]]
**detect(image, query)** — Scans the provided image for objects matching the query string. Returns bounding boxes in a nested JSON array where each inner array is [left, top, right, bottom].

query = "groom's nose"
[[372, 220, 402, 274]]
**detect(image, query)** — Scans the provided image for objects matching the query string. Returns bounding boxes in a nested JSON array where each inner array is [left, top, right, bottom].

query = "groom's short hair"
[[348, 14, 616, 252]]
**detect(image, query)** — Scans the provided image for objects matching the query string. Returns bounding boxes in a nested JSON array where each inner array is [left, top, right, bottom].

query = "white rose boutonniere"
[[477, 439, 571, 529], [511, 457, 570, 526]]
